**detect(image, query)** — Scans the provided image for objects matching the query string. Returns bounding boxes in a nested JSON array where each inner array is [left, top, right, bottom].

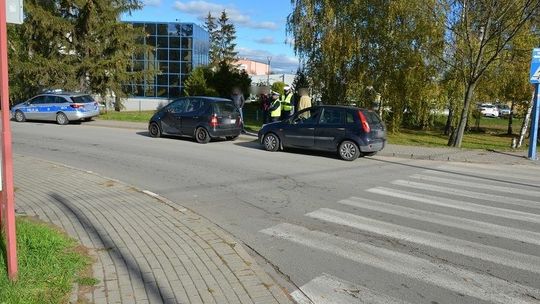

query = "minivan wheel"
[[195, 127, 211, 144], [149, 122, 161, 138], [263, 133, 280, 152], [56, 112, 69, 125], [14, 110, 26, 122], [339, 140, 360, 161]]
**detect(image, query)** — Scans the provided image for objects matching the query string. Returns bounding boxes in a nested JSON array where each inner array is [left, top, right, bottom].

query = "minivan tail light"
[[210, 115, 219, 128], [358, 111, 371, 133]]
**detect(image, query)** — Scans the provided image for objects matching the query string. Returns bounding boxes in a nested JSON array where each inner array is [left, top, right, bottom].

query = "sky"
[[122, 0, 299, 74]]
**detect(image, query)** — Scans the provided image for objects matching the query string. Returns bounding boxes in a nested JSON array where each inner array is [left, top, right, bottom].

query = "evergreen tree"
[[205, 10, 238, 67], [184, 67, 217, 96], [204, 12, 220, 68], [216, 10, 238, 66], [7, 0, 147, 109]]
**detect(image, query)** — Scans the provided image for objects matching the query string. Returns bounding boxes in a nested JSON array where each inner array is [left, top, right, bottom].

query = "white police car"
[[11, 91, 100, 125]]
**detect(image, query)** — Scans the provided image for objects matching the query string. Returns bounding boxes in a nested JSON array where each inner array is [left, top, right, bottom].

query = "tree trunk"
[[517, 94, 534, 148], [507, 100, 515, 135], [449, 81, 476, 147], [444, 106, 454, 135]]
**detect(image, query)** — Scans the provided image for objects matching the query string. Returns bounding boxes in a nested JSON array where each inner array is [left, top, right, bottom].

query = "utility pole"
[[1, 0, 23, 281], [529, 48, 540, 160]]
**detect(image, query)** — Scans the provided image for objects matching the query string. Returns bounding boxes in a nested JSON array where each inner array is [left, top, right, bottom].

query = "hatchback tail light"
[[70, 103, 84, 109], [358, 111, 371, 133], [210, 115, 219, 128]]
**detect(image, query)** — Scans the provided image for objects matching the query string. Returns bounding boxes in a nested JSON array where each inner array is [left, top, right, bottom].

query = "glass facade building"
[[125, 22, 209, 99]]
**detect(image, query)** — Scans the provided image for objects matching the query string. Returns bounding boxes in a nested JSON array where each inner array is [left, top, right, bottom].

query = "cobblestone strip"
[[13, 155, 292, 304]]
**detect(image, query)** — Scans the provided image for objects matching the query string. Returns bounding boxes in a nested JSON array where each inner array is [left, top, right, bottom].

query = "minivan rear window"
[[71, 95, 95, 103], [213, 102, 238, 115]]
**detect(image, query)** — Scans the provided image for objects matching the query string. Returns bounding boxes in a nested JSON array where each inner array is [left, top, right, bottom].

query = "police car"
[[11, 91, 100, 125]]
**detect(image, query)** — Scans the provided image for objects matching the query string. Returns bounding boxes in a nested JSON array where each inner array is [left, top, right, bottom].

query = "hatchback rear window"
[[213, 102, 238, 115], [70, 95, 95, 103], [364, 111, 381, 125]]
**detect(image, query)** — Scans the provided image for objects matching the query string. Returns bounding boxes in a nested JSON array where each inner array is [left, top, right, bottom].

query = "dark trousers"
[[271, 116, 280, 122], [281, 110, 292, 120]]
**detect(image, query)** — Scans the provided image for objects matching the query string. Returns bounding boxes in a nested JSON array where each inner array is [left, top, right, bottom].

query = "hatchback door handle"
[[308, 128, 315, 130], [337, 128, 345, 131]]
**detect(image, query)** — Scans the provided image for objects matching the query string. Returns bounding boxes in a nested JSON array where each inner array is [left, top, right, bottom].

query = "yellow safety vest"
[[281, 93, 293, 111], [270, 99, 281, 117]]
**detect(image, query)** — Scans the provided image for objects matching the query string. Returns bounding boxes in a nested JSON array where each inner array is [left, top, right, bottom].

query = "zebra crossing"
[[260, 165, 540, 303]]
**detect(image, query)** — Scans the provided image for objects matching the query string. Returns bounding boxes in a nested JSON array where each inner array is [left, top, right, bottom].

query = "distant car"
[[496, 104, 511, 117], [478, 104, 499, 117], [11, 91, 100, 125], [258, 105, 386, 161], [148, 96, 242, 143]]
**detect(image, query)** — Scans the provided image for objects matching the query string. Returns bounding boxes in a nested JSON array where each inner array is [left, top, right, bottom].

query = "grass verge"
[[98, 110, 154, 122], [0, 217, 94, 304]]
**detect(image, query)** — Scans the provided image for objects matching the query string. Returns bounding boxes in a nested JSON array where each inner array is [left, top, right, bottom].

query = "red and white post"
[[0, 0, 18, 281]]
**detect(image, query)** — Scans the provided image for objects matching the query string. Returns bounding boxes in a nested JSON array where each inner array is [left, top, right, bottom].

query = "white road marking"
[[391, 180, 540, 209], [339, 197, 540, 246], [306, 208, 540, 273], [409, 174, 540, 198], [290, 273, 411, 304], [367, 187, 540, 224], [261, 223, 540, 304], [434, 165, 540, 182]]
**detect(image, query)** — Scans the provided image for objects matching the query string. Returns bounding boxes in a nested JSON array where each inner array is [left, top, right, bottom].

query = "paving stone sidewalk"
[[13, 154, 292, 304]]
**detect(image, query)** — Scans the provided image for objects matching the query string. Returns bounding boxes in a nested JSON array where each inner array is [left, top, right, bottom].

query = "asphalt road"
[[12, 121, 540, 304]]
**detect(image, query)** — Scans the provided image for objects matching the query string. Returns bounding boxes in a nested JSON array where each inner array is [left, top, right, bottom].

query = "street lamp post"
[[267, 56, 272, 85]]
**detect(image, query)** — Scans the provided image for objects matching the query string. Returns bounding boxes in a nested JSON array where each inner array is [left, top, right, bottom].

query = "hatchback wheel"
[[149, 122, 161, 138], [263, 133, 280, 152], [339, 140, 360, 161], [14, 110, 26, 122], [195, 127, 211, 144], [56, 112, 69, 125]]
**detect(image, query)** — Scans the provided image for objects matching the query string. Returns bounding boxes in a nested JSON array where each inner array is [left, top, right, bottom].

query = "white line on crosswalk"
[[434, 164, 540, 182], [340, 197, 540, 246], [306, 208, 540, 273], [409, 174, 540, 198], [290, 273, 412, 304], [367, 187, 540, 224], [261, 223, 540, 304], [391, 180, 540, 210]]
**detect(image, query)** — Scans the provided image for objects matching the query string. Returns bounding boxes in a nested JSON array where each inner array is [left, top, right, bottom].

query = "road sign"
[[5, 0, 22, 24], [530, 48, 540, 84]]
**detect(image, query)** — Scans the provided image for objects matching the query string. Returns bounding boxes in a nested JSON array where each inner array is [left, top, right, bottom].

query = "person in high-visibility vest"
[[280, 85, 294, 120], [269, 92, 282, 122]]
